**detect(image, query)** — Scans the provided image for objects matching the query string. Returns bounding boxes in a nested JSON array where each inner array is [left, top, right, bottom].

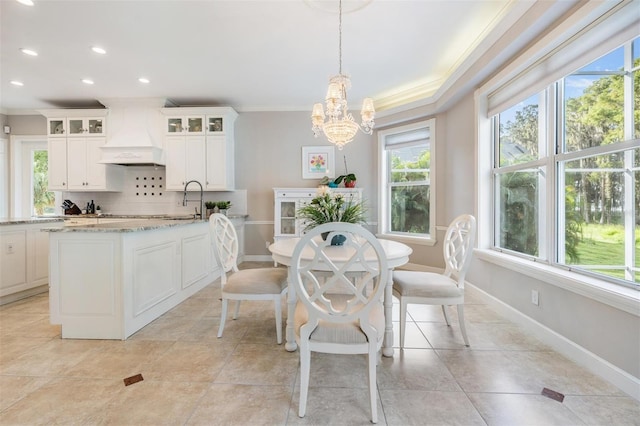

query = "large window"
[[378, 119, 435, 243], [491, 37, 639, 287]]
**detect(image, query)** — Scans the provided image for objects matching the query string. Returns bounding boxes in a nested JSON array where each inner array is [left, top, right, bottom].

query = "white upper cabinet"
[[39, 109, 123, 192], [164, 135, 207, 190], [47, 138, 68, 190], [46, 115, 106, 137], [161, 107, 237, 191]]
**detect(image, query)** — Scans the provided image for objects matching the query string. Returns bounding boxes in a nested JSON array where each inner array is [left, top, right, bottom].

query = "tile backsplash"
[[61, 166, 246, 216]]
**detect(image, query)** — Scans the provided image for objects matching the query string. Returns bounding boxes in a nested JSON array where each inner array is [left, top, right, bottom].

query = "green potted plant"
[[297, 191, 366, 245], [334, 173, 357, 188], [205, 201, 217, 218], [216, 201, 232, 215]]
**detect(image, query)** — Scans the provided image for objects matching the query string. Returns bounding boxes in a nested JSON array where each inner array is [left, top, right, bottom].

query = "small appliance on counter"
[[61, 199, 82, 215]]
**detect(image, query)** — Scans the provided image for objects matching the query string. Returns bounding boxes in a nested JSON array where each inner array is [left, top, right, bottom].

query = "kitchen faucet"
[[183, 180, 204, 220]]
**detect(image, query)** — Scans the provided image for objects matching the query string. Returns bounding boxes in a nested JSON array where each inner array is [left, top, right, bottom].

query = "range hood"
[[99, 98, 166, 166]]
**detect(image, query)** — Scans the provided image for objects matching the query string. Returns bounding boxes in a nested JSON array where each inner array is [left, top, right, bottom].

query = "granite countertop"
[[0, 217, 64, 226], [42, 219, 205, 233], [50, 214, 196, 220]]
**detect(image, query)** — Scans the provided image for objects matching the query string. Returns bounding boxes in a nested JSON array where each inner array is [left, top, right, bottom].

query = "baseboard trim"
[[243, 254, 274, 262], [0, 285, 49, 306], [467, 283, 640, 401]]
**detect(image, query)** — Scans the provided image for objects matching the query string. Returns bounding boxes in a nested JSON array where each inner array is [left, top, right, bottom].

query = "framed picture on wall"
[[302, 146, 335, 179]]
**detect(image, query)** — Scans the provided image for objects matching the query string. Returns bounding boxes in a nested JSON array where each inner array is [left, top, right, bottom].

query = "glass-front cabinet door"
[[207, 116, 224, 133], [87, 118, 104, 135], [47, 118, 66, 137], [279, 201, 297, 237], [166, 116, 204, 134], [67, 117, 106, 136]]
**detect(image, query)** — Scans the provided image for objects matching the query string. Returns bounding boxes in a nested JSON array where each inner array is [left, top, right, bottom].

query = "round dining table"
[[269, 236, 412, 357]]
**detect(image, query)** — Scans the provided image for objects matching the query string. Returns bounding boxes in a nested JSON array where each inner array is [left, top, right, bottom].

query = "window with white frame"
[[378, 119, 436, 243], [490, 36, 639, 288]]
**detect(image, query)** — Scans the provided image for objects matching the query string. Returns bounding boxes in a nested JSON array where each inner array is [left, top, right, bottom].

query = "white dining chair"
[[291, 222, 388, 423], [393, 214, 477, 347], [209, 213, 288, 344]]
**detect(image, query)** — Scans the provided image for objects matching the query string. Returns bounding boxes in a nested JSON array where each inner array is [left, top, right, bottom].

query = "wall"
[[0, 114, 7, 217], [7, 114, 45, 135], [235, 111, 377, 256]]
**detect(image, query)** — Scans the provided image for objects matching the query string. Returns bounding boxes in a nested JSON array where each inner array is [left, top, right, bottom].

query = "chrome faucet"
[[183, 180, 204, 220]]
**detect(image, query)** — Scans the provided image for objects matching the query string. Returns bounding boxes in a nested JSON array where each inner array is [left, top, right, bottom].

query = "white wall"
[[0, 138, 7, 217]]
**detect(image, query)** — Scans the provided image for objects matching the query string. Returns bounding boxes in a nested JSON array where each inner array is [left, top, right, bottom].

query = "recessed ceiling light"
[[91, 46, 106, 55], [82, 79, 94, 85], [20, 48, 38, 56], [10, 80, 24, 86], [16, 0, 34, 6], [138, 77, 150, 84]]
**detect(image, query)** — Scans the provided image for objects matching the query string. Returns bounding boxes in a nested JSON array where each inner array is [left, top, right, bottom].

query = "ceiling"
[[0, 0, 566, 115]]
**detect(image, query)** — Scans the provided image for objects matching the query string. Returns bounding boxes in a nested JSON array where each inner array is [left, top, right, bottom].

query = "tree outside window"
[[33, 150, 55, 216]]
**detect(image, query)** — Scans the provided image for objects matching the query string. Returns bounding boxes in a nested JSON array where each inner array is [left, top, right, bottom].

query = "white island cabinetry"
[[0, 219, 63, 304], [47, 220, 217, 339]]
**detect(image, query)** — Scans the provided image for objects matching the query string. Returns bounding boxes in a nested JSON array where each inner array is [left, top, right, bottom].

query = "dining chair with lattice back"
[[393, 214, 477, 347], [291, 222, 388, 423], [209, 213, 288, 344]]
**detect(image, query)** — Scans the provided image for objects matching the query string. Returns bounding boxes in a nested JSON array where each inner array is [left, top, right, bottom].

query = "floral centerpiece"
[[297, 188, 366, 245]]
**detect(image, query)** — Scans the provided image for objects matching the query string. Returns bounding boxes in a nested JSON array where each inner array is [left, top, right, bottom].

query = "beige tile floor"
[[1, 262, 638, 425]]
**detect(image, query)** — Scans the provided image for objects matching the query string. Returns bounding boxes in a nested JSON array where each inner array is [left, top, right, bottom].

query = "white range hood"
[[99, 98, 166, 166]]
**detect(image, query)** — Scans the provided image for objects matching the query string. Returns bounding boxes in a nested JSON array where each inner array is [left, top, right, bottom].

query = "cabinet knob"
[[62, 182, 66, 186]]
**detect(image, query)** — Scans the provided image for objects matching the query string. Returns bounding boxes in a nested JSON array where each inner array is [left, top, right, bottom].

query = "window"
[[18, 139, 57, 217], [378, 119, 436, 244], [489, 37, 639, 288]]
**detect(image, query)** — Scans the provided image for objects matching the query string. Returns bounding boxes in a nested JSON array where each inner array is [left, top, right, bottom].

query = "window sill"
[[376, 233, 437, 247], [474, 249, 640, 317]]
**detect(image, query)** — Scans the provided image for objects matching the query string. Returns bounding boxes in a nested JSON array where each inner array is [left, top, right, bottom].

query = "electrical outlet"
[[531, 290, 539, 306], [265, 241, 271, 249]]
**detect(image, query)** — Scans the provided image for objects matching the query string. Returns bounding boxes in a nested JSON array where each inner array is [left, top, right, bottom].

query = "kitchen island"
[[43, 219, 218, 339]]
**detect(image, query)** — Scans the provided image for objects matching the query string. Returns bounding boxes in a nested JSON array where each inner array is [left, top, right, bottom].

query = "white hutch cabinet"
[[161, 107, 237, 191], [273, 187, 362, 242], [39, 109, 123, 191]]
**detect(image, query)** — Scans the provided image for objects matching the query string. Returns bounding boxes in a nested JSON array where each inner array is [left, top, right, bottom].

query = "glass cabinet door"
[[48, 118, 66, 136], [187, 117, 203, 133], [280, 201, 296, 235], [167, 117, 184, 133], [68, 119, 85, 135], [88, 119, 104, 135], [208, 117, 223, 132]]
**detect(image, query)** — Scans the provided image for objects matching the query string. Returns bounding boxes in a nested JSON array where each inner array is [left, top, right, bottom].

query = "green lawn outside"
[[570, 223, 640, 283]]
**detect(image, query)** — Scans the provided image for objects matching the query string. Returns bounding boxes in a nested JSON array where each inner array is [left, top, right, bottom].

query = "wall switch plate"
[[3, 125, 10, 134], [6, 243, 14, 254], [531, 289, 539, 306]]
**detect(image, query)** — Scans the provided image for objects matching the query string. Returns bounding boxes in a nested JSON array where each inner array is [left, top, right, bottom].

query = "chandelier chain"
[[338, 0, 342, 75]]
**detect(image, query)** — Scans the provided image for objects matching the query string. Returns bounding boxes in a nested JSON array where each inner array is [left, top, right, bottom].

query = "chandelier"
[[311, 0, 375, 150]]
